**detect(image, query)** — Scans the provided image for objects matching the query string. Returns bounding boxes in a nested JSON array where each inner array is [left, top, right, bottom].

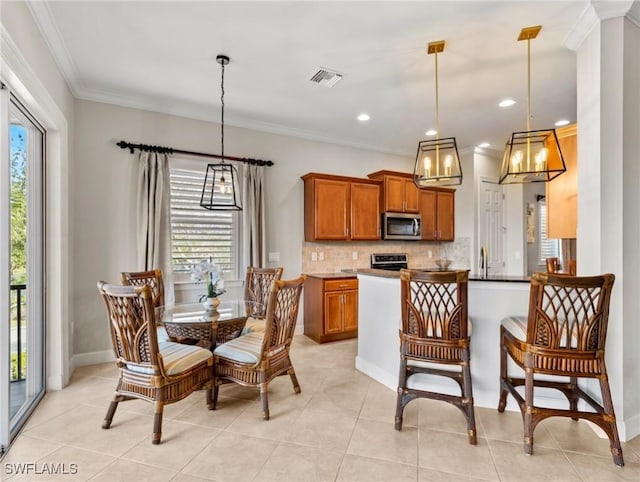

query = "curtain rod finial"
[[116, 140, 134, 154]]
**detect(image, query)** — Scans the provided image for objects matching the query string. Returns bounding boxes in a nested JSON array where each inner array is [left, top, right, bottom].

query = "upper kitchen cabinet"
[[419, 188, 455, 241], [302, 173, 381, 241], [546, 124, 577, 239], [367, 170, 419, 213]]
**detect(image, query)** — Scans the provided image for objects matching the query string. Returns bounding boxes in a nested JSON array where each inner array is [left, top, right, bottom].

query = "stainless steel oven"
[[370, 253, 409, 271]]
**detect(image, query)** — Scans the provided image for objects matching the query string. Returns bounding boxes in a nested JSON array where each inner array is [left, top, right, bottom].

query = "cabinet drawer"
[[324, 278, 358, 292]]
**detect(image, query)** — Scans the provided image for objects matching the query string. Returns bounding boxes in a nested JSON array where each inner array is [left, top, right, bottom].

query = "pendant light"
[[200, 54, 242, 211], [413, 40, 462, 188], [499, 26, 566, 184]]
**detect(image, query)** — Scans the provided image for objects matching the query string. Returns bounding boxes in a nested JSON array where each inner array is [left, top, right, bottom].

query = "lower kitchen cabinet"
[[303, 275, 358, 343]]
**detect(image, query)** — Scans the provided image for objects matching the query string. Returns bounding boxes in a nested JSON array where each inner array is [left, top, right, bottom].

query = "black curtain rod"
[[116, 140, 274, 167]]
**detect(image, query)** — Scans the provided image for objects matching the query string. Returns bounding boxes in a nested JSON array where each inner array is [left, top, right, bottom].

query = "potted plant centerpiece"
[[191, 258, 226, 310]]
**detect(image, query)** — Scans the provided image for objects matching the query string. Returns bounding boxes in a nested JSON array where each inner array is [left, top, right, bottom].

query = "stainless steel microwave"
[[382, 213, 421, 240]]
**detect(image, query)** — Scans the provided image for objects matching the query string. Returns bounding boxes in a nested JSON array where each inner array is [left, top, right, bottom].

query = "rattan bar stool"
[[498, 272, 623, 466], [396, 269, 476, 444]]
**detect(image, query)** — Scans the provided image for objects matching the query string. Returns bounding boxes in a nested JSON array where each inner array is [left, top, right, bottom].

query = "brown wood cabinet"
[[303, 276, 358, 343], [420, 188, 455, 241], [302, 173, 381, 241], [546, 124, 577, 239], [367, 170, 419, 213]]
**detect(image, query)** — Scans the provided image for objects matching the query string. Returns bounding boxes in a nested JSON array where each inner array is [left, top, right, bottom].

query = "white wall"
[[576, 15, 640, 441]]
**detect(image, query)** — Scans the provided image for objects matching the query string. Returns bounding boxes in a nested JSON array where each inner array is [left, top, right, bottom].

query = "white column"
[[570, 4, 640, 441]]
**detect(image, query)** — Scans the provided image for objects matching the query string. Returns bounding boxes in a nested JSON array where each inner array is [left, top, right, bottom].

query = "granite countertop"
[[346, 268, 530, 283], [304, 272, 358, 279]]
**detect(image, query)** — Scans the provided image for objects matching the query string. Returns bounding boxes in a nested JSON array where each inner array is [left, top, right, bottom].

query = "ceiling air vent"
[[309, 68, 343, 88]]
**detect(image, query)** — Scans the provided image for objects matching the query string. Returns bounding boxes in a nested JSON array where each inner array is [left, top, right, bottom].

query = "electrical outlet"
[[428, 250, 433, 258], [318, 252, 324, 261], [268, 252, 280, 262], [352, 252, 358, 260], [311, 252, 318, 261]]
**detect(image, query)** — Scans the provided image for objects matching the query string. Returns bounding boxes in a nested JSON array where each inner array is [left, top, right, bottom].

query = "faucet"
[[479, 246, 488, 278]]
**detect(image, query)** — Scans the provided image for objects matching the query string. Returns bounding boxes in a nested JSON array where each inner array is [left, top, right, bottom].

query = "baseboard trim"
[[71, 350, 114, 371]]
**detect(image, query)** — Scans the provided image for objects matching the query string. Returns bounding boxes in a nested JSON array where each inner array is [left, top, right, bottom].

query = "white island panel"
[[355, 273, 555, 410]]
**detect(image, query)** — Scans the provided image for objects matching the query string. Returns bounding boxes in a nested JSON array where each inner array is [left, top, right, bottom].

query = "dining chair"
[[243, 267, 284, 333], [498, 272, 623, 466], [212, 275, 305, 420], [121, 269, 165, 308], [97, 282, 214, 444], [396, 269, 476, 444], [545, 257, 559, 273]]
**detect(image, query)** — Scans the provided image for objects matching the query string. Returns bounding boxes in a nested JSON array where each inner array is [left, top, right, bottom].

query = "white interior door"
[[478, 178, 505, 276]]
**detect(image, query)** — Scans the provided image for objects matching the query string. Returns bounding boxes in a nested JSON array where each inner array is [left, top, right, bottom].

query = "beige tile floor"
[[2, 336, 639, 482]]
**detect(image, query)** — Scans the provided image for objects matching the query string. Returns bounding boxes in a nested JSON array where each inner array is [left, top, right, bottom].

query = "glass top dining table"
[[156, 300, 263, 350]]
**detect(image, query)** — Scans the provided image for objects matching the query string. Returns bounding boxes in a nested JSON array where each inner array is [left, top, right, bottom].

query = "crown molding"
[[74, 86, 415, 158], [564, 0, 639, 51], [26, 0, 83, 97]]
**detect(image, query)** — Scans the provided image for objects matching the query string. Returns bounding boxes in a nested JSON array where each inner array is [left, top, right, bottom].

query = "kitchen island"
[[354, 269, 565, 411]]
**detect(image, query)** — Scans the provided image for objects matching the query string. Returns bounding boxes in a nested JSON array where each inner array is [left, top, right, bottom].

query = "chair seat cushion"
[[241, 316, 266, 335], [157, 325, 169, 342], [501, 316, 528, 341], [502, 315, 580, 347], [126, 341, 212, 376], [214, 331, 264, 364]]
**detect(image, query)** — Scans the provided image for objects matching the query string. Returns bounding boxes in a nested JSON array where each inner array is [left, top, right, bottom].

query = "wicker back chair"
[[498, 272, 623, 466], [121, 269, 165, 308], [396, 269, 476, 444], [243, 267, 284, 332], [97, 282, 214, 444], [545, 257, 559, 273], [213, 275, 305, 420], [245, 267, 284, 316]]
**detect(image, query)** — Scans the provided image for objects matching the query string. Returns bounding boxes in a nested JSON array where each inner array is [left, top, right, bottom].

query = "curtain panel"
[[242, 164, 266, 270], [136, 151, 174, 303]]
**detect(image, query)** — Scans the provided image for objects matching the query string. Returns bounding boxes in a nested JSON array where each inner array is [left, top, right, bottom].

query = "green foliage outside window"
[[11, 125, 27, 285]]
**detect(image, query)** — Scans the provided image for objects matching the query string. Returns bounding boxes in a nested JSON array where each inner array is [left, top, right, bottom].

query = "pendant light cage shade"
[[200, 162, 242, 211], [499, 129, 566, 184], [413, 137, 463, 187], [199, 53, 243, 211], [413, 40, 462, 189], [500, 25, 566, 185]]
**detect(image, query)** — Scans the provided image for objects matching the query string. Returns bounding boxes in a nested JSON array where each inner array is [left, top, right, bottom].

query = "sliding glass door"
[[0, 85, 45, 454]]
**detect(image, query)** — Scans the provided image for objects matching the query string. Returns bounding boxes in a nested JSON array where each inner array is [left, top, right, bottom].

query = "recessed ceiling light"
[[499, 99, 516, 107], [555, 119, 570, 126], [357, 113, 370, 121], [478, 142, 490, 148], [425, 129, 437, 136]]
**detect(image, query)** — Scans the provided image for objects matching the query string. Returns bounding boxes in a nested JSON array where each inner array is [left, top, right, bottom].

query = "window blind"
[[538, 201, 560, 263], [169, 168, 237, 277]]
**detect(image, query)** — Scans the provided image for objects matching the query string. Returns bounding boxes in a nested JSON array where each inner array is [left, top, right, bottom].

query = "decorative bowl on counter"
[[434, 259, 452, 270]]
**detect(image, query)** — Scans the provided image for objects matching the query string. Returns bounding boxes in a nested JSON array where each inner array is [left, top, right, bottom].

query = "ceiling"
[[28, 1, 591, 157]]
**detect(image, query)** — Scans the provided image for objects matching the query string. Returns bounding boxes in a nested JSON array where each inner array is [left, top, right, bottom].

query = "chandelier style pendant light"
[[499, 26, 566, 184], [413, 40, 462, 188], [200, 54, 242, 211]]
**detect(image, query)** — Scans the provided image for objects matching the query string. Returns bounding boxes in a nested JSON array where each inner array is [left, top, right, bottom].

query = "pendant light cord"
[[220, 61, 225, 163], [526, 38, 531, 132], [434, 51, 440, 141]]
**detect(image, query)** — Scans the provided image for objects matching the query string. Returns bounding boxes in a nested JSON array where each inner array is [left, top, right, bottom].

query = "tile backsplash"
[[302, 238, 470, 274]]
